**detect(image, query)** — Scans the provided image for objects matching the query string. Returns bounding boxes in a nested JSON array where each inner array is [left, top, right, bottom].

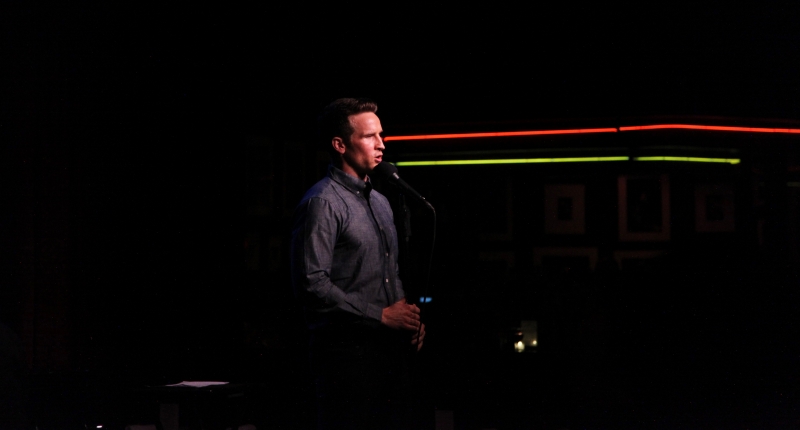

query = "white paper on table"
[[164, 381, 229, 388]]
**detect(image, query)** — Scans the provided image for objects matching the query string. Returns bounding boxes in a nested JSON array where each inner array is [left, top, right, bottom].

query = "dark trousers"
[[310, 322, 418, 430]]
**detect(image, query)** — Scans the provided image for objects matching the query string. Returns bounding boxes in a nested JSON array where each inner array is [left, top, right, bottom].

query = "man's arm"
[[291, 197, 384, 321]]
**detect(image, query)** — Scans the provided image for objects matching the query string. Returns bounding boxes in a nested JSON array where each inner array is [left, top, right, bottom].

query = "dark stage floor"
[[9, 345, 800, 430]]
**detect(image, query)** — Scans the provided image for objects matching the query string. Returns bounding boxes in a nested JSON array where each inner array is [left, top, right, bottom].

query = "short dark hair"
[[317, 98, 378, 155]]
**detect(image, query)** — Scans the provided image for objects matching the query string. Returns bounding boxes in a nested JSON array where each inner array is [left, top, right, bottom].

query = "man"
[[291, 98, 425, 429]]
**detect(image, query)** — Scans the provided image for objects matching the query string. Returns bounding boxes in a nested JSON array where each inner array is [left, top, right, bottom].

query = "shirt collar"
[[329, 165, 373, 198]]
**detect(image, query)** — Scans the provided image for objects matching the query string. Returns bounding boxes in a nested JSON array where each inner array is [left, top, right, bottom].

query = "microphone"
[[373, 162, 434, 211]]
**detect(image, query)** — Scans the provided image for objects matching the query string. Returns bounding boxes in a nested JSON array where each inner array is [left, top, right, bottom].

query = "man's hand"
[[381, 298, 420, 331]]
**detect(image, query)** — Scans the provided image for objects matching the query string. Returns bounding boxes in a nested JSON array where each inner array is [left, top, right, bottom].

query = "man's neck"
[[335, 162, 367, 182]]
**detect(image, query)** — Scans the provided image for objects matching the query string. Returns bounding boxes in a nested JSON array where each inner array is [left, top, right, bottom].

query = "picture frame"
[[695, 183, 735, 232], [478, 251, 516, 269], [479, 176, 514, 241], [244, 135, 274, 217], [544, 184, 586, 235], [282, 142, 308, 217], [533, 247, 598, 273], [613, 250, 667, 272], [618, 175, 670, 241]]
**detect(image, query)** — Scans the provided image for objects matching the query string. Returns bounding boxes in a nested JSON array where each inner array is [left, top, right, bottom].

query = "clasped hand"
[[381, 298, 426, 351]]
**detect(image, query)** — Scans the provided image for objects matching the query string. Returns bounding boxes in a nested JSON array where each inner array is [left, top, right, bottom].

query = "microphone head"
[[372, 161, 399, 181]]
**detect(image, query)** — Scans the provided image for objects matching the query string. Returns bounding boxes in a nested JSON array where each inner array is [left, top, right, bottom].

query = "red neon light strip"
[[383, 128, 618, 142], [621, 124, 800, 133], [384, 124, 800, 142]]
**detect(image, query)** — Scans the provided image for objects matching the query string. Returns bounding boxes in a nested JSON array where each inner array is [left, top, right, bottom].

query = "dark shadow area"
[[3, 3, 800, 429]]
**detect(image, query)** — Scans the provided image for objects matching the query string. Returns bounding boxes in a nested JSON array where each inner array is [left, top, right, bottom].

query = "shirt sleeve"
[[393, 234, 405, 304], [291, 196, 384, 322]]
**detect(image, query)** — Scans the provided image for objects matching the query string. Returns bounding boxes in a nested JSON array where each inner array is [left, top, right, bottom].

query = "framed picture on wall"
[[544, 184, 586, 235], [613, 250, 667, 272], [618, 175, 671, 241], [479, 176, 514, 241], [478, 251, 516, 269], [533, 247, 598, 274], [695, 183, 735, 232], [282, 142, 308, 217], [245, 135, 274, 217]]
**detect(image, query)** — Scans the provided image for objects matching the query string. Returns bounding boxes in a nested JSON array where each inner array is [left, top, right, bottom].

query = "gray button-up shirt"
[[291, 166, 404, 329]]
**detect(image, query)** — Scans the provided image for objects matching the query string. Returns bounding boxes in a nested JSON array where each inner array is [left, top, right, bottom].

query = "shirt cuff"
[[366, 303, 383, 322]]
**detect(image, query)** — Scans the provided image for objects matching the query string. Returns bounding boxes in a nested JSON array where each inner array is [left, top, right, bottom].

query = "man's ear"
[[332, 137, 346, 155]]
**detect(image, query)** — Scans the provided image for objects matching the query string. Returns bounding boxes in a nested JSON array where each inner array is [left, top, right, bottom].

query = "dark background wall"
[[3, 3, 800, 429]]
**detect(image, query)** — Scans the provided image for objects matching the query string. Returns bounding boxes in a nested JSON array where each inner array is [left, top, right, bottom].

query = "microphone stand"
[[375, 162, 436, 357], [402, 194, 435, 361], [400, 194, 412, 250]]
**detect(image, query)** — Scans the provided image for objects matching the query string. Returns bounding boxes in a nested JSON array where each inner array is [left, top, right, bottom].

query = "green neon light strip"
[[395, 157, 630, 166], [395, 156, 741, 167], [634, 156, 740, 165]]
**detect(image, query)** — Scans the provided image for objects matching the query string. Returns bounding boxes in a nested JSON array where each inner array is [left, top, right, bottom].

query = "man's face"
[[337, 111, 385, 180]]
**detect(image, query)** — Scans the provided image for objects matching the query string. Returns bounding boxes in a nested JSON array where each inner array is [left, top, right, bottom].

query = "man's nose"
[[377, 136, 386, 150]]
